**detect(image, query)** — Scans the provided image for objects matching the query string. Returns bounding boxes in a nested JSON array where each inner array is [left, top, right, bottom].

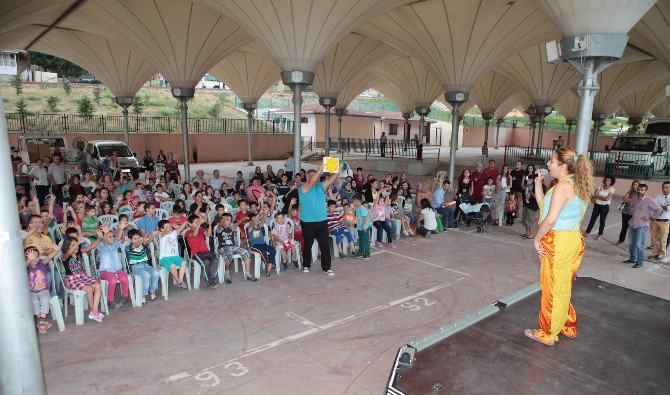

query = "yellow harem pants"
[[535, 230, 584, 344]]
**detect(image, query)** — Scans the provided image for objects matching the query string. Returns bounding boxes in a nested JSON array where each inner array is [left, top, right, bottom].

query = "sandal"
[[524, 329, 554, 346]]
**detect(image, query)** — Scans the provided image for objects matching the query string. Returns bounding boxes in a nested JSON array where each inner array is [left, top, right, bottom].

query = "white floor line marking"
[[603, 221, 622, 231], [165, 277, 465, 384], [451, 228, 532, 248], [382, 250, 470, 276], [647, 264, 670, 278], [285, 312, 320, 329]]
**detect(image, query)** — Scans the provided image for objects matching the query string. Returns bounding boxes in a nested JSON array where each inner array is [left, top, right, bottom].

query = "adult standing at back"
[[299, 163, 340, 276], [510, 160, 525, 219], [380, 132, 388, 157], [525, 147, 594, 346], [649, 181, 670, 261], [583, 176, 615, 240], [48, 153, 67, 205]]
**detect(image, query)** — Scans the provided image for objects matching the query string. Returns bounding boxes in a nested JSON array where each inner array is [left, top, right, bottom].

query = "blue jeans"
[[435, 206, 456, 228], [131, 263, 160, 295], [628, 226, 648, 265]]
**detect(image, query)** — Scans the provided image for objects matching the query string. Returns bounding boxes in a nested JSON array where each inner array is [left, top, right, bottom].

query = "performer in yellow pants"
[[525, 148, 593, 346]]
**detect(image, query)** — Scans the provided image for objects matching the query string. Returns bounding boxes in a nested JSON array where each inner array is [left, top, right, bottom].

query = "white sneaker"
[[88, 312, 104, 322], [303, 267, 310, 273], [402, 230, 410, 236], [325, 269, 334, 276]]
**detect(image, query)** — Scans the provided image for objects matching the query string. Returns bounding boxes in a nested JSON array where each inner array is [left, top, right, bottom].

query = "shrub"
[[10, 73, 22, 95], [46, 96, 60, 112], [93, 87, 102, 105], [207, 102, 221, 118], [132, 95, 145, 115], [15, 98, 28, 116], [62, 79, 71, 95], [77, 96, 94, 117]]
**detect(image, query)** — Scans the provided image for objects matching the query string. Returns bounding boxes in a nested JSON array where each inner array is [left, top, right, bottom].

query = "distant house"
[[0, 51, 18, 79]]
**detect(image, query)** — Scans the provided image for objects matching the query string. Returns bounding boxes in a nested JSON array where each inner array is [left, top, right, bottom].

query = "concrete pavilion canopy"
[[652, 99, 670, 118], [592, 60, 669, 118], [199, 0, 414, 72], [0, 0, 75, 48], [554, 92, 580, 122], [494, 96, 525, 121], [208, 43, 281, 104], [31, 29, 156, 99], [357, 0, 559, 93], [495, 43, 582, 108], [312, 33, 401, 100], [468, 71, 520, 115], [619, 79, 670, 121], [333, 73, 385, 111], [58, 0, 254, 90], [372, 81, 416, 115], [372, 57, 443, 109], [630, 2, 670, 71]]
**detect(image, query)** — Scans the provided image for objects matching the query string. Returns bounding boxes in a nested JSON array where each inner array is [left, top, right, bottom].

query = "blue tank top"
[[298, 182, 327, 223], [539, 177, 585, 231]]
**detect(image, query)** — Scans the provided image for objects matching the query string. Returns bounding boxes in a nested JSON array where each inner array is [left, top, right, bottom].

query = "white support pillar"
[[444, 92, 468, 185], [281, 71, 315, 176], [171, 88, 195, 181]]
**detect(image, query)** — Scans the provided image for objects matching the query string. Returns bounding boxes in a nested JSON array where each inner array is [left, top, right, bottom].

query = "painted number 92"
[[400, 297, 436, 311]]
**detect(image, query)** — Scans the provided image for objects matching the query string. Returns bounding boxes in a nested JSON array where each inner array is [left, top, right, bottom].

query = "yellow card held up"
[[323, 156, 340, 173]]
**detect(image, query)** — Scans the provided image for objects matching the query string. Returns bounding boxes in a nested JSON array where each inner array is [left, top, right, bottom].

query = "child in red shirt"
[[184, 215, 218, 288]]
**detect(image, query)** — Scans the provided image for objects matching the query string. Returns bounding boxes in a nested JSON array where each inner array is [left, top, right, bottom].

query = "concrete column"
[[591, 114, 606, 152], [482, 113, 494, 147], [281, 71, 314, 174], [566, 119, 576, 147], [535, 106, 553, 157], [0, 93, 46, 394], [529, 115, 537, 152], [494, 119, 503, 149], [445, 92, 468, 185], [334, 108, 345, 152], [319, 98, 336, 156], [115, 97, 133, 145], [171, 87, 195, 181], [242, 102, 258, 166], [402, 112, 411, 143], [628, 117, 642, 135]]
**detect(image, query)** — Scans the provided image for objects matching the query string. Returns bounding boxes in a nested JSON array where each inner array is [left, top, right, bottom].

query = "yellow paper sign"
[[323, 156, 340, 173]]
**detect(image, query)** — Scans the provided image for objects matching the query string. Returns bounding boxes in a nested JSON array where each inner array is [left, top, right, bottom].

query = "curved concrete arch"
[[468, 71, 520, 114], [495, 96, 524, 120], [593, 60, 669, 117], [495, 43, 582, 107], [554, 92, 580, 122], [630, 2, 670, 71], [652, 99, 670, 118], [373, 81, 416, 114], [200, 0, 413, 72], [0, 0, 75, 43], [334, 73, 384, 111], [209, 49, 281, 104], [313, 33, 401, 99], [60, 0, 253, 89], [619, 79, 670, 121], [31, 29, 156, 98], [357, 0, 559, 92], [372, 57, 443, 108]]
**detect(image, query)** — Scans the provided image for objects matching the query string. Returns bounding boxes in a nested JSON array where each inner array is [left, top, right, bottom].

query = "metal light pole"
[[115, 97, 133, 146], [494, 118, 503, 149], [281, 71, 314, 175], [334, 108, 346, 153], [242, 102, 258, 165], [171, 87, 195, 181], [319, 98, 336, 156], [445, 92, 468, 185], [566, 119, 576, 147], [591, 114, 606, 152], [535, 106, 553, 157], [482, 113, 494, 147], [0, 93, 46, 394]]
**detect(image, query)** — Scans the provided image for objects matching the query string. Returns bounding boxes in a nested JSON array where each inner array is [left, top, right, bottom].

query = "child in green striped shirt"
[[126, 228, 160, 303]]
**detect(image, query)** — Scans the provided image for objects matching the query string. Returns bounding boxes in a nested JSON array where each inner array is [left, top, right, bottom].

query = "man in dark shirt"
[[510, 160, 525, 220]]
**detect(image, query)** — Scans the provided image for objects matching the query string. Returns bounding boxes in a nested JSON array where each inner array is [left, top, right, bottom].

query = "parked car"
[[71, 74, 100, 84], [16, 136, 81, 174], [197, 74, 224, 89], [85, 140, 140, 179], [605, 117, 670, 178]]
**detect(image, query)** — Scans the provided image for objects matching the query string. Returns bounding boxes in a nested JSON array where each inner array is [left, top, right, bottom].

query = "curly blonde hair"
[[555, 147, 595, 203]]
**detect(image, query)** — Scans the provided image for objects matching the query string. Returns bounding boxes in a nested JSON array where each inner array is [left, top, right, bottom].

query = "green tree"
[[207, 102, 221, 118], [27, 51, 87, 78], [15, 98, 28, 116], [46, 96, 60, 112], [78, 96, 94, 117], [62, 79, 72, 95], [93, 87, 102, 105], [10, 73, 22, 95], [131, 95, 145, 115]]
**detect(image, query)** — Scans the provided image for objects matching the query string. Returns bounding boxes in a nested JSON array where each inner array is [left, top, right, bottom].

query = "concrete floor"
[[38, 193, 670, 394]]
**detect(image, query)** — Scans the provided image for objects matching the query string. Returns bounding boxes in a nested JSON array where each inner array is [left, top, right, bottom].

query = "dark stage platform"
[[387, 277, 670, 394]]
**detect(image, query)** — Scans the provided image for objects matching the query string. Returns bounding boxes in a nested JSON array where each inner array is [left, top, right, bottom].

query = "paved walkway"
[[38, 194, 670, 394]]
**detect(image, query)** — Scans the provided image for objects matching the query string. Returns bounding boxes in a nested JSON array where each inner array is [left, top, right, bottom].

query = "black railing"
[[5, 113, 294, 135]]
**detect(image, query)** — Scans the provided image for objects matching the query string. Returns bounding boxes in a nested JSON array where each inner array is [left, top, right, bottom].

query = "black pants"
[[373, 220, 393, 244], [35, 185, 50, 206], [380, 143, 386, 157], [193, 251, 218, 282], [585, 203, 610, 236], [619, 212, 632, 243], [301, 220, 331, 271], [52, 183, 66, 206]]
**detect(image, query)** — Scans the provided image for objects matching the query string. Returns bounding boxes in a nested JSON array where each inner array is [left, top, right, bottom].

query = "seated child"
[[248, 213, 276, 276], [327, 200, 355, 258], [60, 232, 105, 322], [184, 215, 219, 288], [25, 245, 58, 333], [158, 219, 189, 289], [234, 200, 252, 246], [81, 204, 100, 241], [126, 228, 161, 303], [214, 213, 257, 282], [97, 225, 130, 309], [271, 212, 298, 269]]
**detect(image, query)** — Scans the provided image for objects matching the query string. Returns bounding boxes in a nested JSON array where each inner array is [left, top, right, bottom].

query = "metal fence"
[[503, 145, 670, 179], [5, 113, 293, 135], [328, 138, 440, 162]]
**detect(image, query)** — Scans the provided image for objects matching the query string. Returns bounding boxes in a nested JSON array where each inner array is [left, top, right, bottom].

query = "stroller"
[[458, 193, 490, 233]]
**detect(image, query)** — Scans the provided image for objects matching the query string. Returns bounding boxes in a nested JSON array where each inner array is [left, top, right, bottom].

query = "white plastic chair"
[[160, 201, 175, 214], [98, 214, 119, 229], [118, 205, 134, 220], [121, 242, 143, 307], [55, 253, 108, 325], [155, 208, 170, 220], [213, 225, 261, 281], [49, 295, 65, 332], [268, 218, 302, 273]]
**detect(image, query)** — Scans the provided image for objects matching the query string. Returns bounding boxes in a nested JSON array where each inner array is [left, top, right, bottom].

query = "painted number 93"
[[194, 363, 249, 388]]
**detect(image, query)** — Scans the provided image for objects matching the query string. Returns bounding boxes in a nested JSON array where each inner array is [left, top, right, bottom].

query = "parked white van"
[[605, 118, 670, 178], [197, 74, 224, 89], [85, 140, 140, 179]]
